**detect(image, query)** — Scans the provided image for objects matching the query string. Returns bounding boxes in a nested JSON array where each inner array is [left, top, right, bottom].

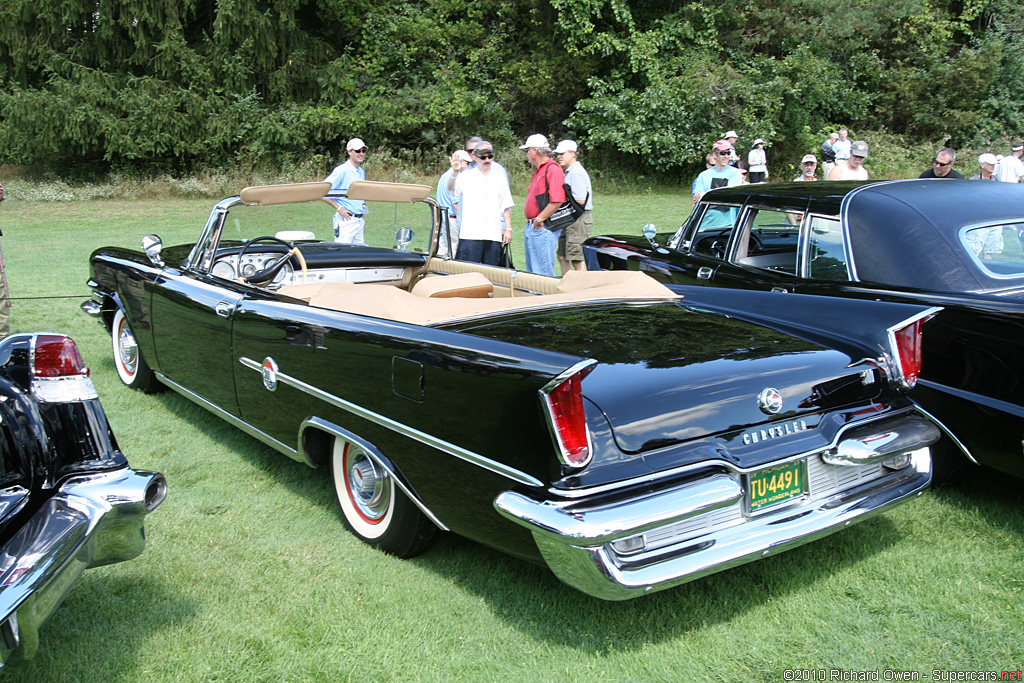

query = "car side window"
[[736, 209, 800, 276], [960, 223, 1024, 279], [686, 203, 740, 259], [805, 216, 849, 281]]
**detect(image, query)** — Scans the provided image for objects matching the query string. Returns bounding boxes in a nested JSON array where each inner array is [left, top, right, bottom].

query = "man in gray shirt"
[[554, 139, 593, 273]]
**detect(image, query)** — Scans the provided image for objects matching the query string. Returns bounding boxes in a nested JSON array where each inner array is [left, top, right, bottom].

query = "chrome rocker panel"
[[495, 416, 936, 601], [0, 467, 167, 665]]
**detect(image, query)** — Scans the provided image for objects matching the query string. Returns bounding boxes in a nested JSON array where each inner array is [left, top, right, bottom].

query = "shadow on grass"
[[932, 464, 1024, 539], [2, 574, 196, 682], [411, 514, 903, 652]]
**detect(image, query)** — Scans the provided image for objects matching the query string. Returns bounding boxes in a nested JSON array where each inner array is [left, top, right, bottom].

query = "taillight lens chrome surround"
[[886, 307, 942, 389], [540, 359, 598, 470], [30, 333, 99, 403]]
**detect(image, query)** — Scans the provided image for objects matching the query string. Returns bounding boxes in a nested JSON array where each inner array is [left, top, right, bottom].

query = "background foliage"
[[2, 0, 1024, 179]]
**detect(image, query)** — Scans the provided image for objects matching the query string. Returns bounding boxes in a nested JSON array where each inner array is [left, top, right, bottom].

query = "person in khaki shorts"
[[554, 140, 593, 273]]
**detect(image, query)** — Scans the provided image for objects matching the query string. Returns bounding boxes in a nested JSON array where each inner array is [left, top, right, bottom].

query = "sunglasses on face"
[[353, 147, 368, 154], [475, 152, 494, 160], [715, 150, 731, 155], [934, 159, 950, 166]]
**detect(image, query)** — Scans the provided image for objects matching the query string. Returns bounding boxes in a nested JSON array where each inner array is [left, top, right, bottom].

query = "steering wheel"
[[747, 231, 764, 255], [236, 236, 308, 285], [695, 231, 729, 259]]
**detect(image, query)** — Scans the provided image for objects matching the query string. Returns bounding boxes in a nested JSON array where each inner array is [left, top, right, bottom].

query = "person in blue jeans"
[[520, 134, 565, 277]]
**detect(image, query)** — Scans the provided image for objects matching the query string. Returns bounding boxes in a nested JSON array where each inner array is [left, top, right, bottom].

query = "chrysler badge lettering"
[[261, 357, 279, 392], [742, 419, 808, 445], [757, 387, 783, 415]]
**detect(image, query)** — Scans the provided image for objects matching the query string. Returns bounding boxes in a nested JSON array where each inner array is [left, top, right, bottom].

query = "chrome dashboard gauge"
[[212, 261, 236, 279], [241, 262, 258, 278]]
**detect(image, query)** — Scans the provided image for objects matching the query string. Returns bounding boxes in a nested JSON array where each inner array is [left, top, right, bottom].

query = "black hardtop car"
[[586, 178, 1024, 480]]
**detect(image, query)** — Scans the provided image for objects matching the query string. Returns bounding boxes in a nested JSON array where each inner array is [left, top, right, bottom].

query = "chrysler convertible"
[[585, 179, 1024, 481], [83, 180, 940, 600]]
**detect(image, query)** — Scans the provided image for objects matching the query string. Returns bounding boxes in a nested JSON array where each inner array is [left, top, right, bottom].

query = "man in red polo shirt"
[[521, 134, 566, 276]]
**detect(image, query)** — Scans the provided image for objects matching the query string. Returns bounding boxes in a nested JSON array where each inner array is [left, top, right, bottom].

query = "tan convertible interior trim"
[[240, 182, 331, 205], [345, 180, 434, 202], [280, 269, 681, 326]]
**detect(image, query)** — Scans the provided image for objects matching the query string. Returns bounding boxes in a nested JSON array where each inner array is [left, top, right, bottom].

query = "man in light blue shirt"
[[435, 149, 471, 258], [323, 138, 368, 243], [693, 140, 744, 203]]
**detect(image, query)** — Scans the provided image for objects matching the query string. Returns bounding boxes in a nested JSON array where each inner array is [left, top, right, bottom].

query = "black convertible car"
[[83, 180, 940, 600], [586, 179, 1024, 480], [0, 333, 166, 665]]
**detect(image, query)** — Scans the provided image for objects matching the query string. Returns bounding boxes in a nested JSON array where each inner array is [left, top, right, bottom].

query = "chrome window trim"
[[673, 201, 746, 253], [736, 205, 801, 276], [547, 405, 925, 499], [957, 219, 1024, 281], [798, 213, 849, 280], [238, 357, 544, 487]]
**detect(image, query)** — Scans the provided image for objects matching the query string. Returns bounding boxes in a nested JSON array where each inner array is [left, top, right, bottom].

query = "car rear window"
[[960, 222, 1024, 279]]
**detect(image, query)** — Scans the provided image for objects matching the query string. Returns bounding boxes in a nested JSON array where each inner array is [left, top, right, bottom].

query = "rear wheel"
[[112, 308, 161, 393], [331, 438, 437, 557]]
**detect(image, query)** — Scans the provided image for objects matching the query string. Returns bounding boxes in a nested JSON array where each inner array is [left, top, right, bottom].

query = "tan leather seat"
[[411, 272, 493, 298]]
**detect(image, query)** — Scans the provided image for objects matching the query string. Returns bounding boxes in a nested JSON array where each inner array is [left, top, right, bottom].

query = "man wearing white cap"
[[793, 154, 819, 181], [521, 133, 566, 276], [323, 137, 368, 243], [723, 130, 740, 165], [436, 149, 472, 258], [554, 140, 593, 273], [996, 143, 1024, 183], [970, 154, 999, 181]]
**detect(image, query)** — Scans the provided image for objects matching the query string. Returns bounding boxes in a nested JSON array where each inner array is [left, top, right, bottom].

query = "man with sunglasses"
[[919, 147, 965, 179], [323, 138, 369, 243], [692, 140, 744, 203], [452, 141, 514, 265]]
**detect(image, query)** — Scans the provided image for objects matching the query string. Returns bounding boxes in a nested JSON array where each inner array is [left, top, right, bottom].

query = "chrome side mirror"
[[641, 223, 670, 254], [142, 234, 164, 267], [395, 227, 414, 251]]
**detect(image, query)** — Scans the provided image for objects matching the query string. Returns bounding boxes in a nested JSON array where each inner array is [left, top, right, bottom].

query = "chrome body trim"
[[496, 446, 931, 601], [912, 384, 984, 465], [80, 299, 101, 317], [156, 372, 302, 461], [548, 406, 923, 499], [822, 413, 939, 466], [300, 417, 450, 531], [0, 467, 166, 665], [237, 357, 544, 488]]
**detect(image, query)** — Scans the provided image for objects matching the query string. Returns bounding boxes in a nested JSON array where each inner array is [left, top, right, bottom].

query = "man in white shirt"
[[453, 141, 514, 265], [996, 143, 1024, 183], [323, 138, 368, 243]]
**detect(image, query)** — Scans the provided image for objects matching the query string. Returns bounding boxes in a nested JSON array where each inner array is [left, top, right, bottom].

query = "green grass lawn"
[[2, 193, 1023, 682]]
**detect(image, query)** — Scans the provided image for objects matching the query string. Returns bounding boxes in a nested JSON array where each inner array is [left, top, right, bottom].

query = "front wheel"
[[331, 438, 437, 558], [112, 308, 161, 393]]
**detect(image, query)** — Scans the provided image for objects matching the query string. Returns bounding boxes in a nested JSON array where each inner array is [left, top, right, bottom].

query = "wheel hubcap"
[[346, 452, 390, 521], [118, 323, 139, 375]]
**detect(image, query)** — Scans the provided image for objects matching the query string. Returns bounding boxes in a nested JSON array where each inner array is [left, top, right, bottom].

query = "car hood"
[[460, 302, 882, 453]]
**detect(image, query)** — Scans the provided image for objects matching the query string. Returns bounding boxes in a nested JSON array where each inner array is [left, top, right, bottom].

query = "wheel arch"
[[298, 416, 449, 532]]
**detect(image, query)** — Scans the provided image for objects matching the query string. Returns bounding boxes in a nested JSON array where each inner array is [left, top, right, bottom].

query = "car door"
[[643, 202, 744, 285], [712, 206, 803, 292], [149, 265, 245, 416]]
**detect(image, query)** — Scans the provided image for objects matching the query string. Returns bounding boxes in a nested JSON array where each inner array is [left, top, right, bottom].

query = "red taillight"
[[892, 318, 926, 387], [541, 361, 597, 468], [33, 334, 90, 378]]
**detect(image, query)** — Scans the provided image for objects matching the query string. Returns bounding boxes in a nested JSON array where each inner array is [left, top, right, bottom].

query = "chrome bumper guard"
[[495, 414, 936, 601], [0, 467, 167, 665]]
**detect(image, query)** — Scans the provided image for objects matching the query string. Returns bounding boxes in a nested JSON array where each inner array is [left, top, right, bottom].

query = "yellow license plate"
[[748, 460, 806, 512]]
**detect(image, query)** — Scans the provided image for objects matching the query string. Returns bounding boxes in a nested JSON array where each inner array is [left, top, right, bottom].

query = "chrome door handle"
[[697, 267, 713, 280], [215, 301, 235, 317], [771, 287, 789, 293]]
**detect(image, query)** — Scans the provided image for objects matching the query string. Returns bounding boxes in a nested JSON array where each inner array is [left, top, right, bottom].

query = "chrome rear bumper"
[[495, 415, 936, 601], [0, 467, 166, 665]]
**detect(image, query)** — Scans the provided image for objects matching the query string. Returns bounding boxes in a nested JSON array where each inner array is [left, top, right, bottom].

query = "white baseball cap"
[[453, 149, 472, 162], [554, 140, 577, 154], [724, 130, 739, 139], [519, 134, 549, 150], [347, 138, 367, 151], [979, 153, 998, 166]]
